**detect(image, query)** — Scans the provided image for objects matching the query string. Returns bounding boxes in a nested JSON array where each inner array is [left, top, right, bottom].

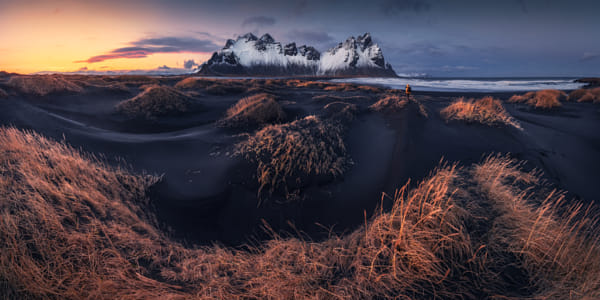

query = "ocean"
[[330, 77, 585, 92]]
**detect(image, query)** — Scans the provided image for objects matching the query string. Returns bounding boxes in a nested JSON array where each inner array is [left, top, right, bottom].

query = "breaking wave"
[[331, 77, 585, 92]]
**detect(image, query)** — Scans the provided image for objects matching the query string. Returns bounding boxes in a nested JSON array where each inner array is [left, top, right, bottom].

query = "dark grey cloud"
[[398, 41, 446, 56], [381, 0, 431, 15], [516, 0, 529, 14], [157, 65, 171, 70], [286, 30, 334, 44], [440, 65, 479, 72], [131, 37, 218, 52], [292, 0, 309, 15], [242, 16, 276, 27], [184, 59, 199, 69], [581, 52, 600, 62], [77, 36, 219, 63]]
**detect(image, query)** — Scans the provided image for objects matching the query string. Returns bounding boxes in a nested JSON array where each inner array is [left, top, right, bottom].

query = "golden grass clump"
[[312, 94, 371, 104], [7, 75, 84, 96], [568, 87, 600, 103], [237, 115, 348, 198], [508, 89, 565, 109], [324, 83, 384, 93], [287, 80, 332, 89], [71, 76, 130, 93], [218, 93, 286, 128], [370, 94, 408, 112], [441, 96, 522, 129], [323, 83, 356, 92], [0, 127, 186, 299], [115, 84, 195, 120], [175, 78, 253, 95], [3, 126, 600, 299], [322, 101, 358, 122], [101, 75, 159, 85], [174, 77, 216, 90], [472, 155, 600, 298], [204, 82, 248, 95]]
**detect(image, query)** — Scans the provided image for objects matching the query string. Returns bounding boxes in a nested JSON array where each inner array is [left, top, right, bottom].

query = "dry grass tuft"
[[218, 93, 285, 128], [174, 77, 216, 90], [508, 89, 565, 109], [7, 75, 84, 96], [115, 85, 195, 120], [204, 82, 248, 95], [237, 115, 348, 199], [0, 127, 184, 299], [324, 83, 384, 93], [312, 94, 371, 104], [322, 101, 358, 122], [3, 127, 600, 299], [568, 88, 600, 103], [441, 96, 522, 129], [0, 88, 7, 98], [472, 154, 600, 298], [71, 77, 130, 93], [101, 75, 159, 86], [287, 80, 332, 89], [175, 78, 251, 95], [370, 94, 408, 112]]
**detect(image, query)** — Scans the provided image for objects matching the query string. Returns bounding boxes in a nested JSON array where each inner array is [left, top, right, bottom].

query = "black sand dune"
[[0, 76, 599, 247], [2, 75, 600, 299]]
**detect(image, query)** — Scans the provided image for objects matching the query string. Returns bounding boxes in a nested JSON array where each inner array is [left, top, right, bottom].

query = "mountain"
[[319, 33, 396, 77], [197, 33, 397, 77]]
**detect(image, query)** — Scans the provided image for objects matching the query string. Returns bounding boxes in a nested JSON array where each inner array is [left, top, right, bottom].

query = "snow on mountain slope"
[[226, 33, 319, 68], [197, 33, 397, 77]]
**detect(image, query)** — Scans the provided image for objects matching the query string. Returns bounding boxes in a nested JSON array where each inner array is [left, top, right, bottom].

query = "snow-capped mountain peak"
[[319, 33, 393, 76], [198, 32, 396, 77]]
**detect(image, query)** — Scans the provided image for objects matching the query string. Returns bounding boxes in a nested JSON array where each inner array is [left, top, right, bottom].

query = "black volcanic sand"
[[1, 76, 599, 246]]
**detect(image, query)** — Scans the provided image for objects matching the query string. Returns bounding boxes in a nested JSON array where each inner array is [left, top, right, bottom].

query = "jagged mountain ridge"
[[197, 33, 397, 77]]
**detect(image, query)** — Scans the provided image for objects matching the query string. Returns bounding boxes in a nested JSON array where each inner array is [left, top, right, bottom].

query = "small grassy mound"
[[115, 85, 195, 120], [324, 83, 384, 93], [237, 115, 348, 199], [568, 87, 600, 103], [286, 80, 332, 89], [370, 94, 408, 112], [218, 93, 285, 128], [72, 77, 130, 93], [2, 127, 600, 299], [508, 89, 565, 109], [7, 75, 84, 96], [441, 96, 521, 129], [322, 101, 358, 122], [204, 82, 248, 95], [175, 78, 252, 95], [101, 75, 159, 86], [174, 77, 216, 90], [312, 94, 371, 104], [0, 127, 180, 299]]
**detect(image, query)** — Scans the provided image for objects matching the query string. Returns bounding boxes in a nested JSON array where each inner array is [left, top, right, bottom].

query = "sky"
[[1, 0, 599, 77]]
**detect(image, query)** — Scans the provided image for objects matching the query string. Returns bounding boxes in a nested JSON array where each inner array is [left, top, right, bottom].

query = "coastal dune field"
[[1, 74, 600, 299]]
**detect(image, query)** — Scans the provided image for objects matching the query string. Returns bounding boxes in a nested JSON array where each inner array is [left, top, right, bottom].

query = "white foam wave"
[[331, 77, 585, 92]]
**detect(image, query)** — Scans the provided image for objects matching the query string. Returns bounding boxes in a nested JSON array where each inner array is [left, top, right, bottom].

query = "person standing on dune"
[[405, 84, 412, 100]]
